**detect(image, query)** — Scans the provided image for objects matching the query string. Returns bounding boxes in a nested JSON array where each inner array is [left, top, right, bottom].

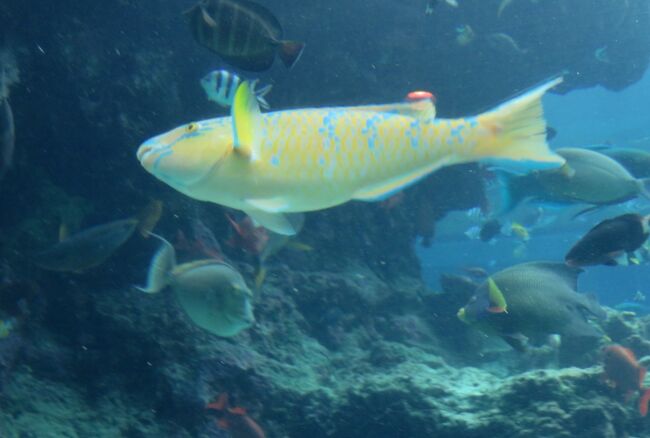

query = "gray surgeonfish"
[[565, 213, 650, 267], [493, 147, 650, 213], [184, 0, 305, 72], [137, 234, 255, 337], [457, 261, 606, 351]]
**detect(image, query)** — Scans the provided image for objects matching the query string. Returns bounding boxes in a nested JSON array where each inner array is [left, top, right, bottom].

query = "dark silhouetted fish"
[[493, 148, 650, 214], [33, 219, 138, 272], [565, 213, 650, 267], [0, 49, 18, 182], [0, 98, 13, 181], [458, 261, 605, 351], [184, 0, 305, 72]]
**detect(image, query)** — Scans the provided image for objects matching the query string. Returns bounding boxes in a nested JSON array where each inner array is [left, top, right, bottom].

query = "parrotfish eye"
[[186, 123, 198, 133]]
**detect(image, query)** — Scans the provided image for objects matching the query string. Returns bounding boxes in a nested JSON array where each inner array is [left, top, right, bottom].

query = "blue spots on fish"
[[318, 155, 326, 166], [466, 117, 479, 128], [270, 155, 280, 166]]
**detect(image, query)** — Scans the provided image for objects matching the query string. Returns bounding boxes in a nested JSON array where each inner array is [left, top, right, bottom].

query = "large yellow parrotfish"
[[137, 78, 565, 235]]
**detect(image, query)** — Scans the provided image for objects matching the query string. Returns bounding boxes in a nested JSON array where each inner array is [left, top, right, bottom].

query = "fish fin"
[[287, 241, 313, 252], [207, 393, 229, 411], [346, 100, 436, 119], [244, 209, 297, 236], [522, 262, 582, 290], [255, 265, 267, 290], [58, 223, 70, 242], [245, 197, 289, 213], [136, 200, 163, 237], [487, 277, 508, 313], [229, 406, 247, 415], [609, 251, 628, 266], [640, 367, 647, 386], [571, 205, 604, 220], [251, 80, 272, 110], [278, 40, 305, 69], [473, 77, 565, 172], [232, 81, 262, 160], [353, 158, 451, 201], [638, 178, 650, 201], [200, 7, 217, 28], [640, 388, 650, 417], [134, 232, 176, 294]]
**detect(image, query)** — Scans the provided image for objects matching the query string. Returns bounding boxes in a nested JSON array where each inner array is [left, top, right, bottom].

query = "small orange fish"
[[207, 393, 266, 438], [603, 345, 650, 416]]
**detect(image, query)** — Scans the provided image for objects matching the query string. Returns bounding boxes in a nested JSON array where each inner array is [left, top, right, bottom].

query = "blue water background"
[[418, 69, 650, 307]]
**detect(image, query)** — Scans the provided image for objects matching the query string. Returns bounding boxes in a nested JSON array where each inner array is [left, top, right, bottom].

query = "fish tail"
[[639, 388, 650, 416], [637, 178, 650, 201], [471, 77, 565, 172], [277, 40, 305, 69], [134, 232, 176, 294]]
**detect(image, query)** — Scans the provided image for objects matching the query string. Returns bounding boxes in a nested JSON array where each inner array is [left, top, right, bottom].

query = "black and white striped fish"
[[200, 70, 272, 110]]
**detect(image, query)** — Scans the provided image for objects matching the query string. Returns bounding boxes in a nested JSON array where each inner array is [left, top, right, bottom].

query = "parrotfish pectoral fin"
[[245, 209, 297, 236], [134, 232, 176, 293], [232, 81, 262, 160], [473, 77, 565, 172], [352, 157, 452, 201]]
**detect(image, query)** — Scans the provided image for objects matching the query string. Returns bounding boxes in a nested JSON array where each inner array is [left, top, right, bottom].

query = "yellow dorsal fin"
[[232, 81, 262, 160]]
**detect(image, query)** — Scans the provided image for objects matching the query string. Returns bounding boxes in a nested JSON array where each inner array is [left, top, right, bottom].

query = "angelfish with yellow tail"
[[137, 78, 565, 235]]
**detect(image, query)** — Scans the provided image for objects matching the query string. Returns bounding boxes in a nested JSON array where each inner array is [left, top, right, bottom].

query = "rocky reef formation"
[[2, 253, 650, 436]]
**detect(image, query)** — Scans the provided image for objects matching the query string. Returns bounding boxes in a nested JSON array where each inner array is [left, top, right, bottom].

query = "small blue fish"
[[200, 70, 272, 110]]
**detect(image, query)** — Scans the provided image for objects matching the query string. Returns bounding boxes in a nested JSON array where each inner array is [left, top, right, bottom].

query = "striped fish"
[[137, 78, 565, 235], [184, 0, 305, 72], [201, 70, 272, 109]]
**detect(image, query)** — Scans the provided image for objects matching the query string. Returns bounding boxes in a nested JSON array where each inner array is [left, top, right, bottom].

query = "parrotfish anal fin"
[[352, 159, 451, 201], [244, 209, 297, 236], [232, 81, 262, 160], [346, 99, 436, 119]]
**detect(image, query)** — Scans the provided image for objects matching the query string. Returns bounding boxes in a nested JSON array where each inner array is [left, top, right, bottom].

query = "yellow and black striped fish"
[[184, 0, 305, 72]]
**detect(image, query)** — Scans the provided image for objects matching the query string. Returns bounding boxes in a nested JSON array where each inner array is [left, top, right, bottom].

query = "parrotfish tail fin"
[[639, 388, 650, 416], [473, 77, 565, 173], [207, 393, 229, 411], [278, 40, 305, 69], [134, 232, 176, 294], [637, 178, 650, 201]]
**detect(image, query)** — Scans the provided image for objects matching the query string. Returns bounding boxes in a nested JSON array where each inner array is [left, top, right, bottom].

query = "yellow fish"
[[137, 78, 565, 235]]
